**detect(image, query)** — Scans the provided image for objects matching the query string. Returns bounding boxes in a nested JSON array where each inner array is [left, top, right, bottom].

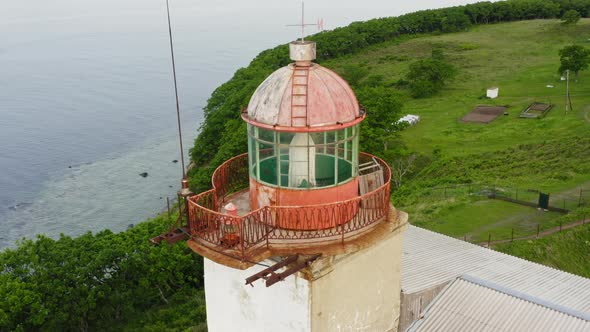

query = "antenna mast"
[[286, 1, 324, 42], [165, 0, 189, 192]]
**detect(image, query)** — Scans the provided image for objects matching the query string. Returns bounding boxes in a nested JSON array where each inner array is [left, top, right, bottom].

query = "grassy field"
[[325, 19, 590, 161], [323, 19, 590, 250], [495, 224, 590, 278], [415, 198, 563, 242]]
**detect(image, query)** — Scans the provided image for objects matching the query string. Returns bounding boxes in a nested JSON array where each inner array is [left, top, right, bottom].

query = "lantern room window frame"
[[247, 124, 360, 190]]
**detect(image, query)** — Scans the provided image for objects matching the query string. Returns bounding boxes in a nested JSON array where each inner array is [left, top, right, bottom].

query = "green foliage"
[[340, 64, 369, 87], [355, 86, 404, 155], [561, 9, 582, 23], [103, 290, 207, 332], [406, 58, 456, 98], [558, 44, 590, 77], [431, 48, 445, 61], [441, 8, 472, 32], [0, 216, 205, 331]]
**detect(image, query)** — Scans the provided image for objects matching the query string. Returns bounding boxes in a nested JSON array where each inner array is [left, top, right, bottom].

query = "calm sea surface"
[[0, 0, 480, 247]]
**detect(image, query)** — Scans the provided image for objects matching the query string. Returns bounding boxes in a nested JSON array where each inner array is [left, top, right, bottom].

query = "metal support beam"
[[265, 254, 321, 287], [245, 255, 299, 286]]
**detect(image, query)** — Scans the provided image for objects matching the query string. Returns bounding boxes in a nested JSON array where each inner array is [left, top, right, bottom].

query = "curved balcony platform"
[[187, 152, 401, 269]]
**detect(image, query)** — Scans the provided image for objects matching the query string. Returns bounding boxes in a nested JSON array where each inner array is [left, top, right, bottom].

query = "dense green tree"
[[561, 9, 582, 23], [441, 9, 472, 32], [406, 58, 456, 98], [340, 64, 370, 87], [558, 45, 590, 79], [355, 86, 403, 155], [0, 217, 204, 331]]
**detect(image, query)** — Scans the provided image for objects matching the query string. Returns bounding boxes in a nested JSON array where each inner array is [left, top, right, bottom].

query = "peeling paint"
[[247, 64, 360, 128]]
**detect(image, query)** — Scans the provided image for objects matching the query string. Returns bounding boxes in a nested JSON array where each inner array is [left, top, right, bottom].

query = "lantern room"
[[242, 41, 365, 217], [183, 39, 395, 267]]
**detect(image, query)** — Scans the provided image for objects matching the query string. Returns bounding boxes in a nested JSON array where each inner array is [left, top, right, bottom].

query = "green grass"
[[414, 198, 562, 242], [325, 20, 590, 163], [495, 224, 590, 278]]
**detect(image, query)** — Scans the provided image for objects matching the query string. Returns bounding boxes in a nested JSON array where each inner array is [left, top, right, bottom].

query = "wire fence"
[[422, 184, 589, 212], [472, 212, 590, 248], [419, 183, 590, 246]]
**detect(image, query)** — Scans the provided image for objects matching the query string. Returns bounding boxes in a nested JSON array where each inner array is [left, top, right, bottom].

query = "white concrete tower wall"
[[310, 224, 406, 331], [204, 219, 406, 332], [205, 258, 311, 332]]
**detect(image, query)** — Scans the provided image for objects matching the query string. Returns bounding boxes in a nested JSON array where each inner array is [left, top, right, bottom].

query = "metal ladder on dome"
[[290, 65, 310, 127]]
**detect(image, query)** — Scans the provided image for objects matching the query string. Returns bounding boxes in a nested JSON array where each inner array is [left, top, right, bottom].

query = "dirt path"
[[479, 218, 589, 247]]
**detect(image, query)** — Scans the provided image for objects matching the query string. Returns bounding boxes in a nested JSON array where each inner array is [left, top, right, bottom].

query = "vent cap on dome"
[[290, 41, 316, 66]]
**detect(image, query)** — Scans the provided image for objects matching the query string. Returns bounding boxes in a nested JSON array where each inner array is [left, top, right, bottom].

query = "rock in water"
[[139, 172, 148, 178], [172, 159, 178, 163]]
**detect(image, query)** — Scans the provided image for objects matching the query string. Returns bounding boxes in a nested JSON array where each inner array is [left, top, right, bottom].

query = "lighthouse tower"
[[186, 40, 407, 331]]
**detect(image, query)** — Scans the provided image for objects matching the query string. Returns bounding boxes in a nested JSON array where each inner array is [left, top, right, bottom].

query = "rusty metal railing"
[[187, 152, 392, 261]]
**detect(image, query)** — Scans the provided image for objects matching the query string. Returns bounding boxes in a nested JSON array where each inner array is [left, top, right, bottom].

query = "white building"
[[487, 87, 499, 99]]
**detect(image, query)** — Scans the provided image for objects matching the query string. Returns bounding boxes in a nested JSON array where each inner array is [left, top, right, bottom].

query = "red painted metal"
[[249, 178, 360, 223], [290, 65, 310, 127], [187, 152, 392, 262]]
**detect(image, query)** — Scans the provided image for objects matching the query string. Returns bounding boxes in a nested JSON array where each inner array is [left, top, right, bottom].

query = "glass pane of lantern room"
[[288, 133, 315, 188], [314, 130, 335, 187], [338, 127, 354, 183], [248, 125, 256, 178], [257, 128, 277, 185], [278, 132, 294, 187]]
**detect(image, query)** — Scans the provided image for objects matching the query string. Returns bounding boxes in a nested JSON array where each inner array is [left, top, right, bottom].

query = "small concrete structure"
[[486, 87, 499, 99]]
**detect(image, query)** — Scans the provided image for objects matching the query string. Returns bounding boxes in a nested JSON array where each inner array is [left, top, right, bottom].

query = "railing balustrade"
[[188, 152, 392, 261]]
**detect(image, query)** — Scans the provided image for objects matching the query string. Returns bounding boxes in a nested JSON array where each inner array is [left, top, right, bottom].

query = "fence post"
[[265, 210, 270, 250], [167, 197, 171, 220], [511, 228, 514, 242], [537, 224, 540, 238], [579, 189, 583, 207], [487, 233, 491, 248], [341, 215, 346, 245], [240, 222, 245, 260], [464, 234, 467, 242]]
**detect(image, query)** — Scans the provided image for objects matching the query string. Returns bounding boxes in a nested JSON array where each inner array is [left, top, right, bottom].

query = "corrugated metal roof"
[[408, 277, 590, 332], [402, 226, 590, 313]]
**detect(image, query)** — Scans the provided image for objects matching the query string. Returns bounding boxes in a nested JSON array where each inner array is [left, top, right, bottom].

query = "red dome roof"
[[246, 63, 361, 129]]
